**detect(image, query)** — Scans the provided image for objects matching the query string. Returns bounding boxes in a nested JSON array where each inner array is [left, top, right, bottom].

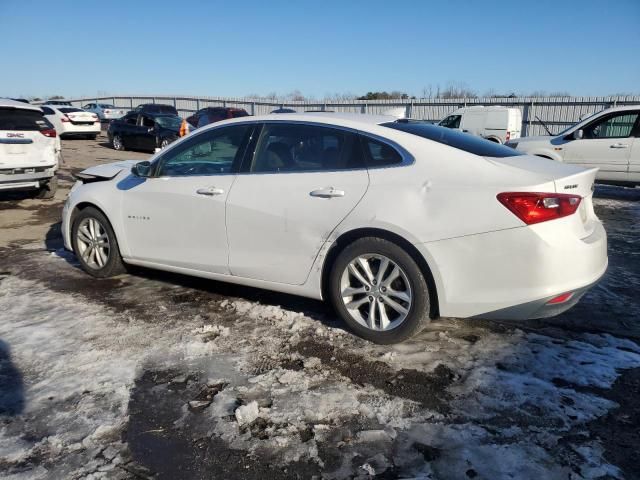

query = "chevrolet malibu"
[[62, 113, 607, 343]]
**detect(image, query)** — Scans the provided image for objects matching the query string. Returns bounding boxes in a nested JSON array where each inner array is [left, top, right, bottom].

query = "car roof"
[[0, 98, 43, 112], [238, 112, 397, 126]]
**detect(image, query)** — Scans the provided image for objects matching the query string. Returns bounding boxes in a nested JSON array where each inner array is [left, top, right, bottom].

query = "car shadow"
[[0, 338, 24, 416]]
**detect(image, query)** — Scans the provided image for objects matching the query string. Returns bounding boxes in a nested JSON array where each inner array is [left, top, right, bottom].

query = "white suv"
[[0, 99, 60, 198], [507, 105, 640, 184]]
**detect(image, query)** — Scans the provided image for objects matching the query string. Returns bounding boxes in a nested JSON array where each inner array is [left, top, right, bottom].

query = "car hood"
[[77, 160, 139, 180]]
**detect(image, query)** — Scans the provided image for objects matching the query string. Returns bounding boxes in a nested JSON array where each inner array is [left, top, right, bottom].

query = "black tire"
[[112, 134, 125, 151], [329, 237, 430, 344], [35, 175, 58, 199], [71, 206, 126, 278]]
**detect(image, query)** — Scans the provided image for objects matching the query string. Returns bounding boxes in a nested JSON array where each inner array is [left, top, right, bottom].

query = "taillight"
[[505, 131, 511, 142], [61, 115, 70, 122], [497, 192, 581, 225], [547, 292, 573, 305], [40, 128, 57, 138]]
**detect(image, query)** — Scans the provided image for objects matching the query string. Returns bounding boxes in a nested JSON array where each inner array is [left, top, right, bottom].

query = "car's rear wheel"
[[35, 175, 58, 199], [329, 237, 430, 344], [112, 134, 125, 151], [71, 207, 126, 278]]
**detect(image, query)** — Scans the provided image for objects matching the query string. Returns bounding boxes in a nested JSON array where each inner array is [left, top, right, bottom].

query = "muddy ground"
[[0, 133, 639, 480]]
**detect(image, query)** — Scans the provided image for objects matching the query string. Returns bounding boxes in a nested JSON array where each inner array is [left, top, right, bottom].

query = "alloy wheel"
[[76, 217, 110, 270], [340, 254, 412, 331]]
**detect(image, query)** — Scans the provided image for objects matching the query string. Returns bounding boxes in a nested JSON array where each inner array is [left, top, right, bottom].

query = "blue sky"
[[1, 0, 639, 99]]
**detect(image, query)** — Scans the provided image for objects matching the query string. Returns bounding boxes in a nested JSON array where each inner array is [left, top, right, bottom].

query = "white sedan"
[[507, 105, 640, 184], [41, 106, 101, 139], [82, 103, 128, 121], [61, 113, 607, 343]]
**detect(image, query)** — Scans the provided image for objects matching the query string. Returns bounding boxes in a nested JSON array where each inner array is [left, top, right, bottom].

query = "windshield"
[[383, 121, 524, 158], [59, 107, 84, 113], [155, 115, 183, 129], [554, 110, 603, 136]]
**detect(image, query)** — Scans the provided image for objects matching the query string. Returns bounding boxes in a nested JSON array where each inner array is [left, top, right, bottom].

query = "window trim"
[[234, 120, 413, 176]]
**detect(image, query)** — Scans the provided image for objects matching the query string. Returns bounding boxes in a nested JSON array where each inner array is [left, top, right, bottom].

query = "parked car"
[[41, 106, 101, 139], [82, 103, 127, 121], [186, 107, 249, 128], [438, 106, 522, 144], [43, 100, 72, 106], [507, 105, 640, 184], [0, 98, 59, 198], [62, 113, 606, 344], [107, 112, 182, 152], [132, 104, 179, 116], [271, 108, 297, 114]]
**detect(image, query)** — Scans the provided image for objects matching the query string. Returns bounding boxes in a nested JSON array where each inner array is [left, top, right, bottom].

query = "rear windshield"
[[59, 107, 84, 113], [0, 108, 51, 131], [382, 121, 524, 158], [145, 105, 178, 114]]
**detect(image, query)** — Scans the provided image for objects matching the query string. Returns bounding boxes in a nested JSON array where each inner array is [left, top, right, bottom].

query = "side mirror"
[[131, 161, 152, 177], [573, 129, 584, 140]]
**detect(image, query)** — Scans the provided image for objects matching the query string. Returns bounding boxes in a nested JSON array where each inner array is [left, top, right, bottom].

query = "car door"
[[562, 110, 639, 181], [137, 115, 158, 151], [122, 124, 255, 272], [118, 113, 139, 148], [226, 122, 369, 285]]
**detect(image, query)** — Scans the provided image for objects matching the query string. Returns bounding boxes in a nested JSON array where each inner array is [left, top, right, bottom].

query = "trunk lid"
[[0, 130, 56, 169]]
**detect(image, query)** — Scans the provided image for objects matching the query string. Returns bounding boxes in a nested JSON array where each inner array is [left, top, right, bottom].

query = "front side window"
[[250, 123, 364, 173], [157, 124, 253, 177], [439, 115, 462, 129], [141, 116, 155, 128], [124, 114, 137, 125], [583, 112, 639, 139]]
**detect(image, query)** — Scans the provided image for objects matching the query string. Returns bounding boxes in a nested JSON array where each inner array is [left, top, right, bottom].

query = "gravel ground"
[[0, 133, 639, 480]]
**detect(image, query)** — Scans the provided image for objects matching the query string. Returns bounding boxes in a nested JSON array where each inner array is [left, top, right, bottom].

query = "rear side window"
[[147, 105, 178, 115], [361, 136, 403, 167], [383, 121, 524, 158], [59, 108, 83, 114], [250, 123, 365, 173], [0, 108, 50, 131], [231, 110, 249, 118]]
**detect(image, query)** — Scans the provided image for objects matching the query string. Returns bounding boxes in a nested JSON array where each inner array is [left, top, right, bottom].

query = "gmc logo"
[[6, 133, 24, 138]]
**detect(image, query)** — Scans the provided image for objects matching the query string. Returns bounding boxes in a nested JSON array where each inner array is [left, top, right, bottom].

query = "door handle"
[[309, 187, 345, 198], [196, 187, 225, 196], [610, 143, 629, 149]]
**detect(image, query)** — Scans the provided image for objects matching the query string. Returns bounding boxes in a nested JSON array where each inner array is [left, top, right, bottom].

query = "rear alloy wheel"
[[72, 207, 126, 278], [329, 237, 430, 344], [112, 134, 125, 151]]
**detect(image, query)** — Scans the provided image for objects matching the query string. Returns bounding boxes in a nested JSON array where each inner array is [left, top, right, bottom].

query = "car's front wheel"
[[71, 207, 126, 278], [329, 237, 430, 344]]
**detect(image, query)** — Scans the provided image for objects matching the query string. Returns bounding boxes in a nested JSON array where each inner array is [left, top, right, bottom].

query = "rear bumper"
[[60, 123, 101, 136], [0, 168, 56, 191], [418, 219, 608, 319]]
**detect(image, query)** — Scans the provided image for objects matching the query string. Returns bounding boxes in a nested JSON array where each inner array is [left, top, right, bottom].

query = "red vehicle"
[[186, 107, 249, 129]]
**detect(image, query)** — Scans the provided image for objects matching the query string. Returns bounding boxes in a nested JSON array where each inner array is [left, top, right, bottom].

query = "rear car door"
[[122, 124, 254, 272], [137, 115, 157, 151], [562, 110, 639, 181], [226, 122, 369, 285]]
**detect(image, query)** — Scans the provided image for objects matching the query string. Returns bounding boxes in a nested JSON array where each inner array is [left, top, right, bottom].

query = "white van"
[[438, 106, 522, 144], [0, 99, 60, 198]]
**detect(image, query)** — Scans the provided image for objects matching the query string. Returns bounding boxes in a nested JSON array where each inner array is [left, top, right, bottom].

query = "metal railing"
[[59, 94, 640, 137]]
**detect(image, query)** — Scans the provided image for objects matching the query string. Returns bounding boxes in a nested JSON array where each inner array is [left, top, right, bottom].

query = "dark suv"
[[186, 107, 249, 129], [132, 104, 179, 116]]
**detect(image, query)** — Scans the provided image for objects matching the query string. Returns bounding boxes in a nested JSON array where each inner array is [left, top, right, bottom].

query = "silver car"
[[82, 103, 127, 121]]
